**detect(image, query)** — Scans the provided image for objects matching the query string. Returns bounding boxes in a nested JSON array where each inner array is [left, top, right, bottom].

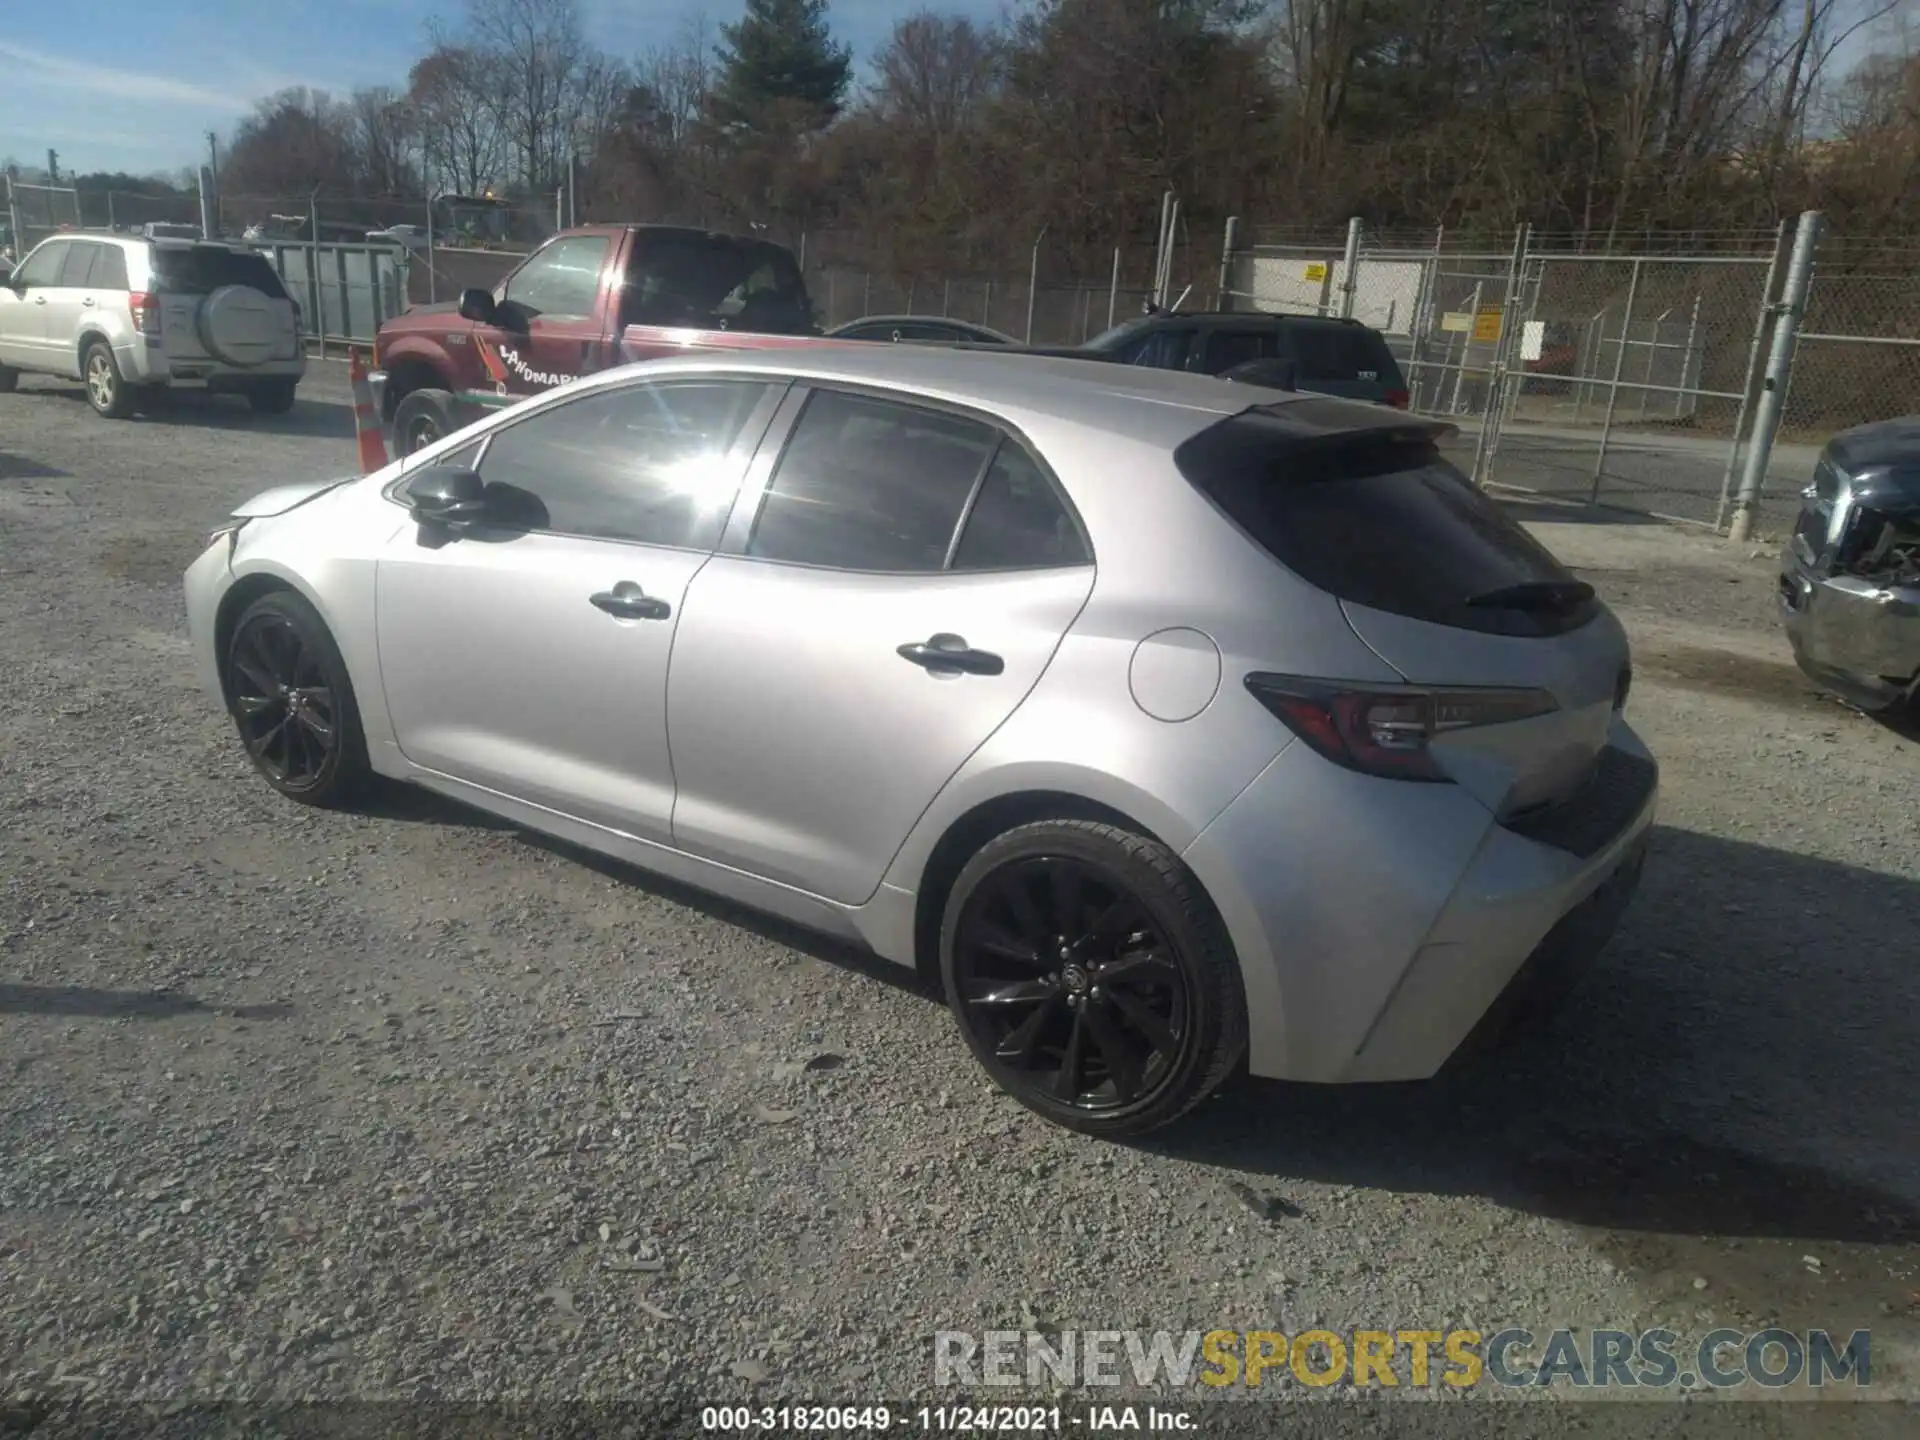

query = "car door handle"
[[589, 582, 672, 621], [81, 297, 96, 307], [897, 635, 1004, 676], [33, 296, 46, 305]]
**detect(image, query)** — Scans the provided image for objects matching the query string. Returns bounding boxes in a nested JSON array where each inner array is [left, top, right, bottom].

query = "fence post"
[[1153, 191, 1175, 308], [983, 279, 992, 327], [863, 271, 872, 316], [1337, 216, 1362, 319], [1728, 210, 1823, 544], [1108, 247, 1120, 329], [1025, 225, 1047, 343], [424, 201, 435, 305], [197, 167, 216, 240], [1470, 224, 1527, 488], [1715, 220, 1789, 532], [1449, 282, 1482, 415], [1590, 258, 1643, 502], [1217, 216, 1240, 311]]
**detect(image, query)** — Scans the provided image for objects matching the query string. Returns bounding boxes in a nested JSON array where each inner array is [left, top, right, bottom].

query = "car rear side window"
[[1202, 330, 1272, 374], [1282, 325, 1397, 382], [748, 390, 999, 572], [624, 233, 811, 331], [93, 246, 130, 291], [952, 445, 1089, 571], [58, 243, 102, 287], [1176, 408, 1596, 636], [150, 246, 289, 300], [476, 379, 769, 548]]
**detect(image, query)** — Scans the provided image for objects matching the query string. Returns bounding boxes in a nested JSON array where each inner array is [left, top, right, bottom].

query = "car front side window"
[[475, 379, 770, 548], [500, 235, 611, 321], [13, 240, 70, 288]]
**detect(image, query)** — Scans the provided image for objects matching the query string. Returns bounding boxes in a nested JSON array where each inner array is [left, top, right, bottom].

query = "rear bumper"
[[123, 346, 307, 387], [1184, 717, 1657, 1083]]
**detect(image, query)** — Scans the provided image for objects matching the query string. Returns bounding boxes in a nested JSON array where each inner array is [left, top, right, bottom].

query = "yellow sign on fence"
[[1472, 307, 1504, 343], [1303, 262, 1328, 282]]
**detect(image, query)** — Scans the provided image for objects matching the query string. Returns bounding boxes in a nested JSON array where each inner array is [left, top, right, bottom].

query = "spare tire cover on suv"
[[198, 285, 280, 367]]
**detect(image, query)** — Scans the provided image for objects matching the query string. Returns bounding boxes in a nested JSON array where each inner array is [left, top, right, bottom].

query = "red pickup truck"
[[369, 224, 833, 452]]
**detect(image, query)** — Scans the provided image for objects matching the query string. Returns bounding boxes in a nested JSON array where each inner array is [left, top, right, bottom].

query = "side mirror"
[[403, 466, 489, 529], [458, 287, 497, 324]]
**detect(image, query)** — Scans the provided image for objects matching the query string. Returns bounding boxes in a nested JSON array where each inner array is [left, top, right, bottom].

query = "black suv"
[[1079, 311, 1410, 409]]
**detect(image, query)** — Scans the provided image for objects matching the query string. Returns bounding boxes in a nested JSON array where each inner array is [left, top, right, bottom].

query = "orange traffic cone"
[[348, 348, 391, 473]]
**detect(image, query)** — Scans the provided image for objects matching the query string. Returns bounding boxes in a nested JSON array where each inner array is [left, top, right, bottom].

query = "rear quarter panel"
[[881, 418, 1403, 892]]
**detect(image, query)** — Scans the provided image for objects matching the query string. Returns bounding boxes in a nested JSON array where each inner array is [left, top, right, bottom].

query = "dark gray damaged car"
[[1780, 415, 1920, 718]]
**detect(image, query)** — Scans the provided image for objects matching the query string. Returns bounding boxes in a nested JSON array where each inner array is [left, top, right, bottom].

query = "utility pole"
[[205, 133, 219, 229], [46, 149, 60, 184]]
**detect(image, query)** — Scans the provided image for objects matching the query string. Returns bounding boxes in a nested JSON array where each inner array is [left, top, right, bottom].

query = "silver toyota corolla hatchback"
[[184, 348, 1656, 1135]]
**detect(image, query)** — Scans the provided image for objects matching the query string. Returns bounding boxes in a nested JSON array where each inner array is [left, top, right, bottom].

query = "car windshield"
[[150, 246, 289, 299], [1083, 318, 1154, 352], [627, 234, 811, 331]]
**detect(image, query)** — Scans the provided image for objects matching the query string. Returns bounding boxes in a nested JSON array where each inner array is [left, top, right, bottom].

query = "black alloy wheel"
[[224, 591, 369, 806], [942, 820, 1247, 1135]]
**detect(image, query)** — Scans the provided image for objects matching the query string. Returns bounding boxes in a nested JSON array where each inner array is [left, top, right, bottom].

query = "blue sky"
[[1, 0, 1899, 178], [0, 0, 1010, 177]]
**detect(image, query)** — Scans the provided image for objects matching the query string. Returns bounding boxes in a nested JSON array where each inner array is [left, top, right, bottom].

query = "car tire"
[[248, 379, 299, 415], [223, 589, 371, 808], [939, 819, 1248, 1137], [0, 362, 18, 394], [392, 388, 457, 455], [83, 340, 136, 419]]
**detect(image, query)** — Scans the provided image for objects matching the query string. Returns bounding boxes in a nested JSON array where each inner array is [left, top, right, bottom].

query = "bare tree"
[[352, 87, 418, 196], [409, 43, 507, 195], [460, 0, 600, 193], [871, 13, 1000, 138]]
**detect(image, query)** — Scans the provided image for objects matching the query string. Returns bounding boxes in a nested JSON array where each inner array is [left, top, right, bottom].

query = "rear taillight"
[[129, 291, 160, 335], [1245, 674, 1558, 782], [1385, 388, 1410, 410]]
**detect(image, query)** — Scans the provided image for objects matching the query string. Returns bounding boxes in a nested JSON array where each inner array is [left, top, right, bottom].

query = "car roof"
[[590, 344, 1336, 447]]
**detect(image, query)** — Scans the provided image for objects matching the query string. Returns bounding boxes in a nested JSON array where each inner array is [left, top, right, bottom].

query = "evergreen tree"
[[709, 0, 853, 133]]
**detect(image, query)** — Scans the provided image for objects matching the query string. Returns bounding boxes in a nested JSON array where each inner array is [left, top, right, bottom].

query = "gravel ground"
[[2, 364, 1917, 1427]]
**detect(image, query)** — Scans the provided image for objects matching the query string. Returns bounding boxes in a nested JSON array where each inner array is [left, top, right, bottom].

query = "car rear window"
[[626, 234, 812, 332], [1175, 407, 1598, 637], [150, 246, 289, 299], [1283, 324, 1399, 384]]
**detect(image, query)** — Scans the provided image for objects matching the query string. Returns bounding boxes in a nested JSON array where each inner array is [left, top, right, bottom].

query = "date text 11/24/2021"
[[701, 1405, 1196, 1432]]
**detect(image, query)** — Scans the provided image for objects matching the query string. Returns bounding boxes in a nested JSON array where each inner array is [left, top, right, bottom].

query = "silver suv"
[[0, 233, 305, 418]]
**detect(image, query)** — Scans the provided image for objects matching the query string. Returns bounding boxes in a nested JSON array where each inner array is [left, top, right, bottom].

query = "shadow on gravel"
[[0, 450, 68, 480], [511, 828, 942, 999], [0, 983, 291, 1021], [1143, 822, 1920, 1323], [20, 383, 354, 439], [1494, 495, 1665, 528]]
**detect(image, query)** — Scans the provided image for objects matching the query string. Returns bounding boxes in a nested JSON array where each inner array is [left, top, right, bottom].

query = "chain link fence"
[[3, 179, 82, 258], [1222, 216, 1917, 536]]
